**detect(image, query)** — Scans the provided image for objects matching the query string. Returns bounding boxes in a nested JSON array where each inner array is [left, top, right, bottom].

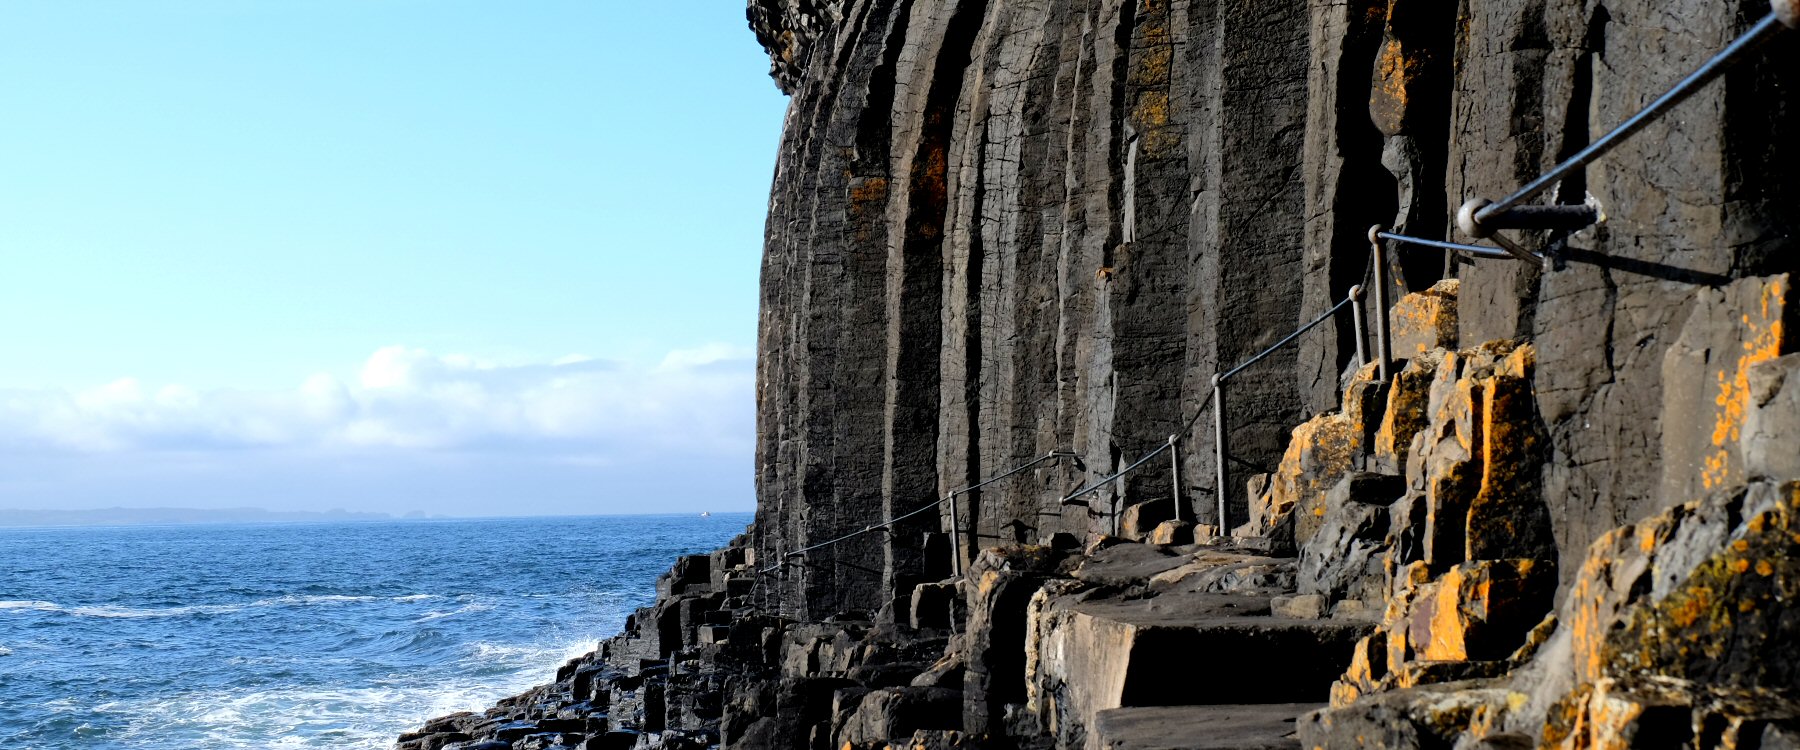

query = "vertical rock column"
[[881, 0, 988, 617], [1181, 0, 1312, 529], [1297, 0, 1395, 415], [754, 0, 911, 620], [1521, 0, 1800, 580]]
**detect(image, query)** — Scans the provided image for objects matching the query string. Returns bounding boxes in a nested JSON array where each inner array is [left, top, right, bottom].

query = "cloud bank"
[[0, 345, 756, 515]]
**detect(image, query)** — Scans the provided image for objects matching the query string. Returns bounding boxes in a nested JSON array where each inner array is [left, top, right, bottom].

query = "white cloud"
[[0, 345, 755, 460]]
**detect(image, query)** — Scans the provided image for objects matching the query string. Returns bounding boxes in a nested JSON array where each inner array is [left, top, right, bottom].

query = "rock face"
[[397, 3, 1800, 749]]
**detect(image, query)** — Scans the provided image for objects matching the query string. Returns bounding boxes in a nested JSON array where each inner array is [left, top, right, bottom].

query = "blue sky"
[[0, 3, 788, 515]]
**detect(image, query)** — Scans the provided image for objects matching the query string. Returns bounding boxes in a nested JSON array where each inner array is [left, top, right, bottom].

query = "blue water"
[[0, 514, 749, 749]]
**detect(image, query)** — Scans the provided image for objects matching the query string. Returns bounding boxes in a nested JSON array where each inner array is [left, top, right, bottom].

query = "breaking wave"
[[0, 513, 748, 749]]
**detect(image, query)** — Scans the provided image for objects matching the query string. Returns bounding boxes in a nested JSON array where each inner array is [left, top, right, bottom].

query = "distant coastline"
[[0, 508, 755, 529], [0, 507, 410, 528]]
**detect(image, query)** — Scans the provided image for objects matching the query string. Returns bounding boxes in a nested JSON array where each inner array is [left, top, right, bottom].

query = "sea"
[[0, 513, 751, 750]]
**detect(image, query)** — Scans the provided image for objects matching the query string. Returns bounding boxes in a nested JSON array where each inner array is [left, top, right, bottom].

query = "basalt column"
[[1296, 0, 1396, 415], [936, 1, 1097, 570], [880, 0, 987, 616], [1454, 0, 1800, 586], [753, 0, 910, 620], [1181, 0, 1312, 529], [1092, 0, 1191, 530]]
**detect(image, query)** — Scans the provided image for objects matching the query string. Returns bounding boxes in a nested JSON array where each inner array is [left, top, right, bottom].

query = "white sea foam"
[[90, 635, 606, 750], [413, 602, 494, 623]]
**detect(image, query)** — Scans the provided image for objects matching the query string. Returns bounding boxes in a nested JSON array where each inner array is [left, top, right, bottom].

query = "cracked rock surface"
[[396, 2, 1798, 748]]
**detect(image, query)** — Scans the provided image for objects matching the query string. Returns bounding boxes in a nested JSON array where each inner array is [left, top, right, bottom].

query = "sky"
[[0, 2, 790, 516]]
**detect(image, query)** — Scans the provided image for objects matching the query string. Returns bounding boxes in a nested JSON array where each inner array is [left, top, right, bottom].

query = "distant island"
[[0, 507, 412, 528]]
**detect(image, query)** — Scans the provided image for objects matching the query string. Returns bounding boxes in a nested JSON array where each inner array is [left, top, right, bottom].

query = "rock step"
[[1092, 704, 1320, 750], [1068, 594, 1372, 706]]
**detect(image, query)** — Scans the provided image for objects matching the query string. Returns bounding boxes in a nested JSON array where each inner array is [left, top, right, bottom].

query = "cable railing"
[[1375, 229, 1513, 261], [1060, 282, 1376, 535], [1454, 3, 1794, 254], [757, 450, 1079, 577], [748, 4, 1793, 615]]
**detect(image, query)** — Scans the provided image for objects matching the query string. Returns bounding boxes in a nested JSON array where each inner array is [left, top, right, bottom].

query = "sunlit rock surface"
[[396, 2, 1798, 748]]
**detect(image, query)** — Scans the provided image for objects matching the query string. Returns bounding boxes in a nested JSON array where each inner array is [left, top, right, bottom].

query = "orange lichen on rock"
[[1404, 560, 1551, 663], [1702, 283, 1787, 489], [1662, 274, 1794, 498], [1539, 482, 1800, 747], [1247, 412, 1360, 541], [1386, 279, 1460, 358], [1373, 350, 1442, 471], [1466, 343, 1553, 561], [1330, 631, 1389, 709]]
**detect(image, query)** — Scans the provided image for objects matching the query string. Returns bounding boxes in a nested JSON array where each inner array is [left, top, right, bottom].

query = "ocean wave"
[[467, 638, 600, 669], [0, 594, 443, 619], [413, 602, 494, 623], [84, 636, 607, 750]]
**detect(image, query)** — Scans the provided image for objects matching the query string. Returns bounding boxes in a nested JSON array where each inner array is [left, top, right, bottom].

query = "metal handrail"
[[1467, 6, 1792, 234], [1218, 294, 1357, 382], [943, 450, 1077, 574], [1208, 287, 1366, 532], [1060, 284, 1371, 534], [1376, 230, 1513, 260], [1059, 428, 1179, 506], [760, 450, 1077, 575]]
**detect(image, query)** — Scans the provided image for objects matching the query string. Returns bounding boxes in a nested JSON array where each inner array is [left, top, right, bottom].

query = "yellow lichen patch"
[[1253, 413, 1360, 537], [1403, 560, 1551, 664], [1374, 350, 1442, 469], [1585, 681, 1650, 750], [1124, 5, 1178, 158], [1369, 37, 1410, 136], [1329, 679, 1362, 709], [1701, 277, 1789, 490], [1604, 481, 1800, 685], [1664, 585, 1716, 629], [1540, 683, 1593, 750], [1386, 621, 1412, 678], [1467, 343, 1550, 560], [1386, 280, 1460, 357], [1565, 525, 1636, 684], [1331, 632, 1388, 708], [1415, 571, 1471, 661]]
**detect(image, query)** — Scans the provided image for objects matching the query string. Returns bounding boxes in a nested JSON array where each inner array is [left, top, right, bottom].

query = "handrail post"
[[947, 492, 962, 577], [1349, 285, 1368, 370], [1168, 434, 1183, 523], [1367, 227, 1394, 381], [1212, 373, 1229, 535]]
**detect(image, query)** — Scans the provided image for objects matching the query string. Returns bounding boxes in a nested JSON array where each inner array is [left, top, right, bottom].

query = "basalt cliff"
[[399, 1, 1800, 748]]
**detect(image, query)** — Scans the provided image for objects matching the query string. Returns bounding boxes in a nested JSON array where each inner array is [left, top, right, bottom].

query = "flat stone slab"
[[1067, 591, 1280, 627], [1093, 704, 1319, 750], [1075, 542, 1195, 585], [1067, 594, 1371, 706], [1031, 586, 1372, 741]]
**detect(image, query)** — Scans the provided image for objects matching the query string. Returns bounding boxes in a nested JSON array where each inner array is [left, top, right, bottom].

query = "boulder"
[[1387, 280, 1460, 358], [833, 686, 961, 750]]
